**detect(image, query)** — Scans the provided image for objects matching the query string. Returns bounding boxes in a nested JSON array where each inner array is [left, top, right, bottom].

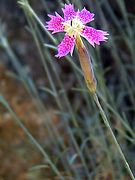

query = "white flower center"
[[63, 17, 84, 37]]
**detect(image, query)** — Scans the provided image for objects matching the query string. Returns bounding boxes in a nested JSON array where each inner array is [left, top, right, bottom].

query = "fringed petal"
[[78, 8, 94, 24], [56, 35, 75, 58], [62, 4, 76, 21], [81, 26, 109, 46], [46, 13, 64, 33]]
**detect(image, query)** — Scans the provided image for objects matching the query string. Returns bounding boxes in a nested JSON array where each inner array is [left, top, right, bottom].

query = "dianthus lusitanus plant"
[[46, 4, 134, 180]]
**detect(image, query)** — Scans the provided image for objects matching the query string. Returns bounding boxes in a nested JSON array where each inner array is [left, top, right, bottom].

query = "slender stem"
[[93, 93, 135, 180], [19, 0, 56, 43]]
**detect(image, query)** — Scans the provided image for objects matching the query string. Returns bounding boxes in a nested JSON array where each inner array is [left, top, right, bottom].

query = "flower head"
[[46, 4, 109, 58]]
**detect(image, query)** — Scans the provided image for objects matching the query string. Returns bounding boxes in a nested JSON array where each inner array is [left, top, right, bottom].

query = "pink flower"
[[46, 4, 109, 58]]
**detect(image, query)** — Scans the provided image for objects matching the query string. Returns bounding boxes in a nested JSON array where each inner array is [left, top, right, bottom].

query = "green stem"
[[93, 93, 135, 180], [18, 0, 56, 43]]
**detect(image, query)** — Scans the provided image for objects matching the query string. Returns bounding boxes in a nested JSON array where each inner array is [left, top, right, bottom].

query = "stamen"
[[63, 17, 84, 37], [71, 20, 73, 26]]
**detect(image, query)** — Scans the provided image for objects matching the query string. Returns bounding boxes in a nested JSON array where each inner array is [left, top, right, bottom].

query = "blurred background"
[[0, 0, 135, 179]]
